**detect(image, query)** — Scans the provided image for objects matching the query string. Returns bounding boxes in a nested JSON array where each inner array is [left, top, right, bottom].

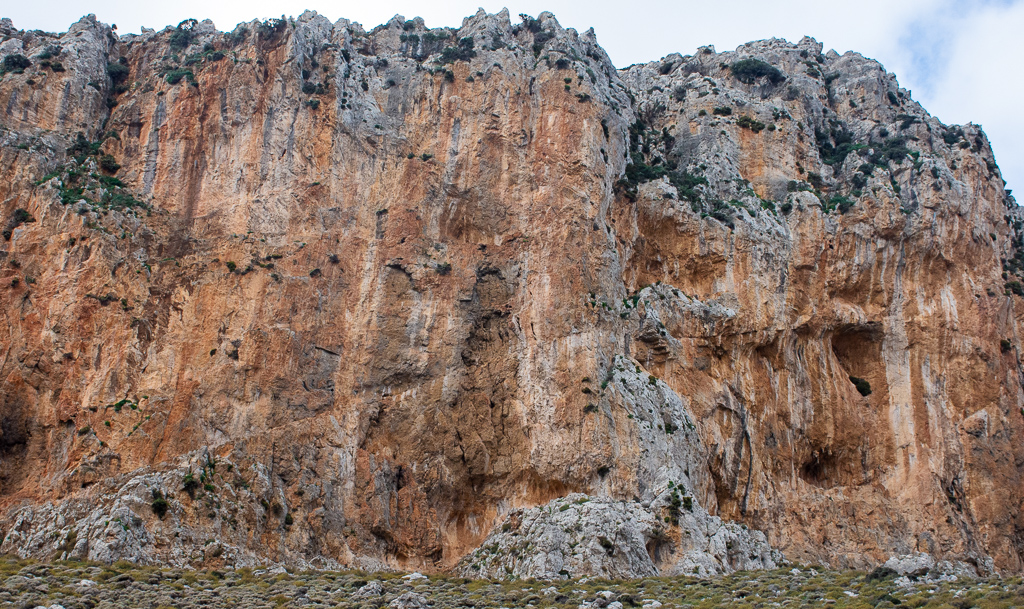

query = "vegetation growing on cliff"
[[169, 19, 198, 51], [2, 209, 35, 241], [30, 134, 148, 215], [850, 376, 872, 396], [438, 37, 476, 64], [0, 53, 31, 75], [729, 58, 786, 85]]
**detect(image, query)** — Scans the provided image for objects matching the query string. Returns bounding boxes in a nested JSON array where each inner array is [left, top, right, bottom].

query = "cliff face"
[[0, 9, 1021, 576]]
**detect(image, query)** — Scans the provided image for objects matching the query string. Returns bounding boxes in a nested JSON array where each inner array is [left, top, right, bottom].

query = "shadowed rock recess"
[[0, 8, 1022, 579]]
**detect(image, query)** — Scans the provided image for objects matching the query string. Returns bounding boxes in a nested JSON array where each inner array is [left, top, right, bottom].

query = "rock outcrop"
[[0, 9, 1021, 577], [456, 492, 783, 579]]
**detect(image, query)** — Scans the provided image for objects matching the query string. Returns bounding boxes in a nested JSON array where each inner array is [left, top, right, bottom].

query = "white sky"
[[7, 0, 1024, 197]]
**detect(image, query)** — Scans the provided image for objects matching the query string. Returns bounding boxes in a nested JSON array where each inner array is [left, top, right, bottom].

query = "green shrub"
[[257, 18, 288, 40], [438, 37, 476, 64], [284, 513, 294, 525], [830, 195, 855, 214], [708, 200, 735, 228], [101, 190, 145, 210], [1000, 339, 1012, 353], [59, 186, 85, 206], [895, 113, 919, 130], [620, 161, 708, 203], [729, 58, 785, 84], [532, 30, 554, 57], [4, 208, 34, 239], [849, 376, 872, 396], [225, 25, 249, 47], [712, 106, 732, 116], [99, 154, 120, 173], [182, 470, 198, 494], [1, 53, 31, 74], [169, 19, 198, 51], [106, 62, 129, 83], [519, 14, 542, 33], [1006, 281, 1024, 296], [942, 126, 964, 146], [868, 137, 912, 168], [12, 208, 35, 225], [151, 490, 169, 518], [736, 115, 766, 133], [165, 69, 195, 85], [815, 124, 859, 166], [225, 261, 237, 272]]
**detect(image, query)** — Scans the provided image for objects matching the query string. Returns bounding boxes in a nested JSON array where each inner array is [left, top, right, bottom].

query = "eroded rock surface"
[[457, 492, 782, 579], [0, 9, 1021, 576]]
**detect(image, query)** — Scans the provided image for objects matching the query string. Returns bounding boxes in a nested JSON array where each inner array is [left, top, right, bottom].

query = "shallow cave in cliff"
[[830, 323, 888, 403], [799, 449, 844, 488], [645, 530, 672, 565]]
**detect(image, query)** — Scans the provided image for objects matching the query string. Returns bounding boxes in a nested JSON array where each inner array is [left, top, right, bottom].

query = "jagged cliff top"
[[0, 9, 1011, 197]]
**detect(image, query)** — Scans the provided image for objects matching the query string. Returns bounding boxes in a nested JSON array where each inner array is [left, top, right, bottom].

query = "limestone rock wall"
[[0, 10, 1021, 576]]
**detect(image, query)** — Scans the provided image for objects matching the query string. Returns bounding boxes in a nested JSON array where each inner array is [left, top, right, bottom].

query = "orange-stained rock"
[[0, 11, 1021, 576]]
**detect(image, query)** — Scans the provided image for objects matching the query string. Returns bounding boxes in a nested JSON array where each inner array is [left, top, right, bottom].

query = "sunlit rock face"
[[0, 10, 1020, 576]]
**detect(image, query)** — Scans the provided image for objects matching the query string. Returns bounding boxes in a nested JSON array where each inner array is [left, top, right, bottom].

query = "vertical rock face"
[[0, 10, 1021, 576]]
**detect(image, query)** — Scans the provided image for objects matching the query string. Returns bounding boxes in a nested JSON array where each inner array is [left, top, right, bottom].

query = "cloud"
[[909, 0, 1024, 196]]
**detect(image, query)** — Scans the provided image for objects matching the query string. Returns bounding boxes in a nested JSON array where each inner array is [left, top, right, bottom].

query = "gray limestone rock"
[[457, 491, 782, 579], [356, 580, 385, 597], [389, 592, 428, 608]]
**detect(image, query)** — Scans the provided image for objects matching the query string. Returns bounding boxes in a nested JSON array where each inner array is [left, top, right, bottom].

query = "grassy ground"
[[0, 556, 1021, 608]]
